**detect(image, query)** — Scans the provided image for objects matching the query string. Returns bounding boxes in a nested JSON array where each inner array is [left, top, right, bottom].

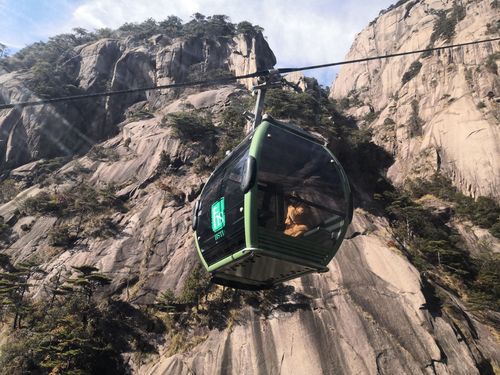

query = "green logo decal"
[[211, 197, 225, 233]]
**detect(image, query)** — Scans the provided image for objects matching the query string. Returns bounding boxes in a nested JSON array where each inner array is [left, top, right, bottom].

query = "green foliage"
[[404, 0, 418, 18], [48, 225, 78, 248], [128, 109, 154, 122], [162, 185, 186, 205], [264, 88, 318, 125], [338, 97, 351, 109], [489, 222, 500, 238], [2, 14, 261, 71], [464, 67, 473, 86], [65, 265, 111, 303], [468, 254, 500, 311], [157, 151, 183, 175], [183, 14, 234, 38], [334, 94, 363, 111], [83, 216, 120, 239], [117, 18, 162, 39], [186, 63, 232, 83], [401, 60, 422, 85], [0, 265, 163, 374], [209, 94, 252, 166], [429, 1, 466, 44], [162, 112, 216, 142], [486, 19, 500, 34], [0, 217, 12, 246], [20, 191, 63, 216], [155, 289, 177, 312], [420, 45, 434, 59], [485, 53, 499, 75], [159, 16, 183, 37], [88, 145, 120, 161], [113, 13, 262, 41], [203, 14, 236, 37], [5, 33, 80, 70], [363, 111, 380, 124], [3, 15, 263, 83], [374, 187, 500, 319], [236, 21, 264, 36], [158, 151, 173, 174], [192, 156, 212, 174], [407, 174, 500, 237], [477, 101, 486, 109], [25, 61, 83, 98], [383, 117, 396, 126], [19, 184, 123, 248], [20, 184, 123, 219], [178, 265, 211, 306], [408, 99, 424, 137], [0, 257, 45, 329], [332, 118, 394, 200], [0, 179, 19, 204], [383, 190, 476, 277], [1, 32, 89, 97], [379, 0, 412, 16]]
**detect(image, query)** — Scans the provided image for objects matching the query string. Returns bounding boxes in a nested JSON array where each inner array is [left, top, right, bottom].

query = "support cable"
[[0, 36, 498, 110]]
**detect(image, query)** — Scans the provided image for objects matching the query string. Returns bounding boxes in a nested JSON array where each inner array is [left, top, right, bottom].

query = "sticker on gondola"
[[211, 197, 226, 234]]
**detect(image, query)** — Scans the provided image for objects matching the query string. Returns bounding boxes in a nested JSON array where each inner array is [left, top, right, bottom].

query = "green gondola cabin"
[[192, 115, 353, 290]]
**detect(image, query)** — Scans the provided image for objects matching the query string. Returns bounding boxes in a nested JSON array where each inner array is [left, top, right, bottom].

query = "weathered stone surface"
[[140, 211, 498, 375], [2, 81, 498, 375], [331, 0, 500, 200], [229, 33, 277, 89], [284, 71, 320, 93], [0, 11, 498, 374], [0, 32, 275, 173], [74, 39, 123, 91]]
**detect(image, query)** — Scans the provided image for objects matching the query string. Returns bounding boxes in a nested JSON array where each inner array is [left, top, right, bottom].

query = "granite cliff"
[[0, 10, 498, 375], [331, 0, 500, 200], [0, 19, 275, 172]]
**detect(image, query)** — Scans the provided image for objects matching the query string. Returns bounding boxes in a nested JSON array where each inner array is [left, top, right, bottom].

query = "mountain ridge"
[[331, 0, 499, 201], [0, 9, 499, 375]]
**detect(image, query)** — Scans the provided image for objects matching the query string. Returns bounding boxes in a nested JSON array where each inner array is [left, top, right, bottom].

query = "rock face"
[[0, 32, 276, 173], [142, 211, 499, 375], [1, 83, 498, 374], [0, 11, 499, 375], [331, 0, 500, 200]]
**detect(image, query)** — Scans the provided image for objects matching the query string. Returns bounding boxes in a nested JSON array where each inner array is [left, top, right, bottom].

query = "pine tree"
[[0, 257, 45, 328]]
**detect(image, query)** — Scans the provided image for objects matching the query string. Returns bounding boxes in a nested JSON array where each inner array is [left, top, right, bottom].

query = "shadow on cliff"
[[241, 284, 313, 317], [101, 299, 166, 352], [326, 112, 395, 217], [191, 284, 313, 331]]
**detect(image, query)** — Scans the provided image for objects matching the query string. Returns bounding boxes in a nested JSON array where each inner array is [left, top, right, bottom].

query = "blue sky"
[[0, 0, 395, 86]]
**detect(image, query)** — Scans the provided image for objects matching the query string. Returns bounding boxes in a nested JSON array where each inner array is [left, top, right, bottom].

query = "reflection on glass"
[[257, 125, 347, 246], [197, 140, 250, 265]]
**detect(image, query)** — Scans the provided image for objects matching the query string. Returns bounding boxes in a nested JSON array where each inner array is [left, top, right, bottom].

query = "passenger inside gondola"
[[284, 197, 311, 237]]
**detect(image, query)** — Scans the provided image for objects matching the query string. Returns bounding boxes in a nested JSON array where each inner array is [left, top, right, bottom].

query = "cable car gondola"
[[192, 72, 353, 290]]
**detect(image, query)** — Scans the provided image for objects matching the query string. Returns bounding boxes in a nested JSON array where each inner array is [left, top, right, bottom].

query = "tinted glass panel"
[[257, 125, 347, 247], [197, 139, 250, 265]]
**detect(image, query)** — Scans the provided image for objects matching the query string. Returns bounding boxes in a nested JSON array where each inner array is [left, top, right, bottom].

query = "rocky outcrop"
[[229, 33, 277, 89], [140, 211, 499, 374], [0, 85, 239, 303], [0, 71, 99, 168], [1, 83, 498, 374], [0, 11, 498, 375], [0, 32, 275, 173], [331, 0, 500, 200], [284, 71, 320, 93]]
